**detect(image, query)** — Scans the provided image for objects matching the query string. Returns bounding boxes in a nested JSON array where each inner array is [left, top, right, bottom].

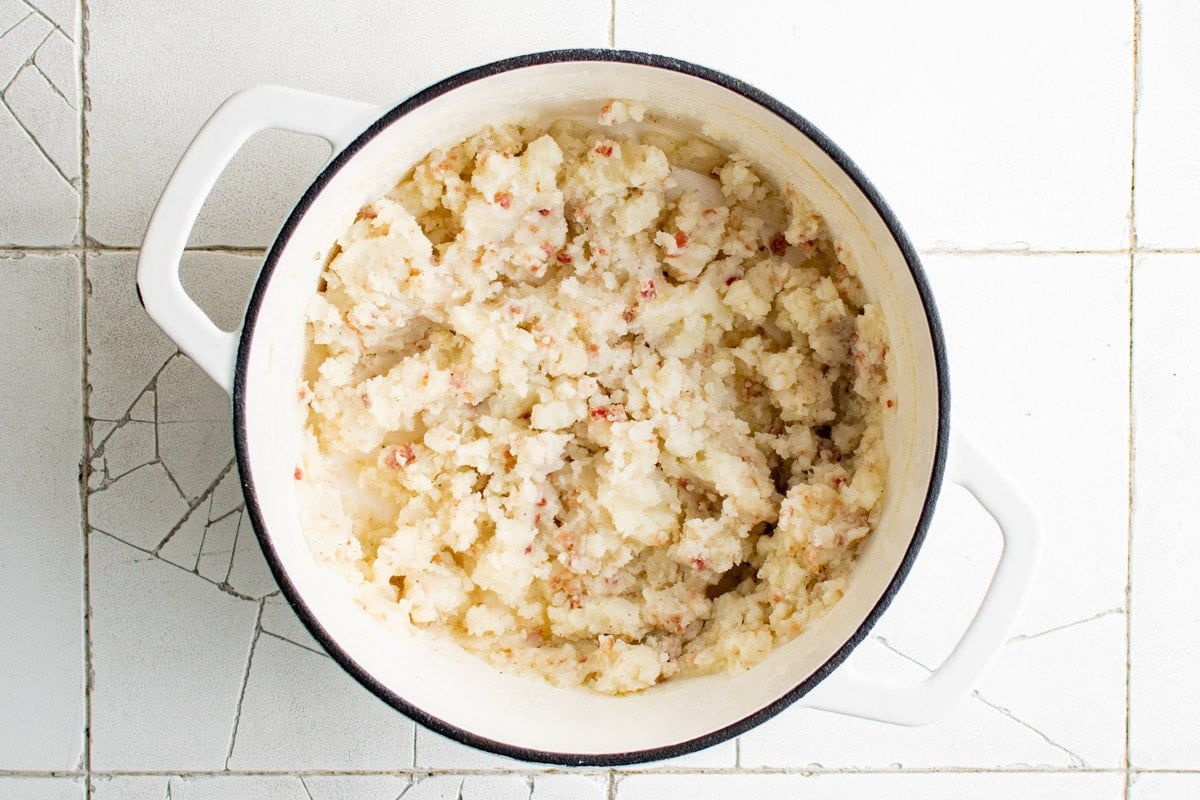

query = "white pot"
[[137, 50, 1042, 765]]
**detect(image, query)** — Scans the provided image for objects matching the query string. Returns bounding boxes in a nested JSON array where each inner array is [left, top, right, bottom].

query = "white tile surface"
[[302, 775, 411, 800], [0, 777, 86, 800], [1130, 253, 1200, 769], [0, 3, 79, 246], [1134, 0, 1200, 248], [921, 254, 1131, 638], [1129, 773, 1200, 799], [616, 0, 1133, 251], [615, 772, 1125, 800], [88, 531, 258, 770], [226, 633, 415, 770], [0, 255, 85, 771], [84, 0, 610, 247]]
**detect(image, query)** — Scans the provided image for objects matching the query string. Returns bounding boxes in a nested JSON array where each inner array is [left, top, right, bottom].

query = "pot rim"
[[231, 47, 951, 767]]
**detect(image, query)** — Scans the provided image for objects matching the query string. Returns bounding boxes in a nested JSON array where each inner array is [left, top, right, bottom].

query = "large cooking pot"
[[136, 50, 1041, 765]]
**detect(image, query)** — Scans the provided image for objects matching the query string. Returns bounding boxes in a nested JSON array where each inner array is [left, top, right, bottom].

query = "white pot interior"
[[238, 58, 943, 758]]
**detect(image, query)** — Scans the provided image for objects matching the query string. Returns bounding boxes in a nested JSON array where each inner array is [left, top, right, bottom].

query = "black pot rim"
[[232, 48, 951, 767]]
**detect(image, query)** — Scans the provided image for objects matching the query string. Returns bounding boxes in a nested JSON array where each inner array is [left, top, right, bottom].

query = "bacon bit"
[[590, 404, 628, 422], [534, 514, 542, 525], [556, 251, 573, 265], [569, 596, 583, 609], [674, 230, 689, 248], [384, 444, 416, 469], [725, 274, 742, 286], [360, 392, 371, 409], [297, 385, 310, 401], [639, 280, 657, 300], [585, 343, 600, 357], [769, 234, 788, 256], [887, 399, 895, 408], [293, 467, 303, 480], [538, 208, 550, 216], [508, 304, 522, 315], [354, 205, 377, 222], [595, 143, 613, 157], [540, 242, 555, 258], [536, 497, 548, 507], [524, 545, 533, 555], [621, 309, 636, 323], [503, 446, 517, 471], [702, 208, 719, 219], [493, 191, 512, 209], [595, 246, 608, 256], [450, 371, 466, 390], [693, 557, 708, 571]]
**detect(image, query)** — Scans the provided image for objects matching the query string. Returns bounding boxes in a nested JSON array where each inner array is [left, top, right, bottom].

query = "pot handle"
[[799, 429, 1043, 726], [136, 85, 383, 395]]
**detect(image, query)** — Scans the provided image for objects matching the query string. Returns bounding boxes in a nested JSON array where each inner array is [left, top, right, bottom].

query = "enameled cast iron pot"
[[137, 50, 1042, 765]]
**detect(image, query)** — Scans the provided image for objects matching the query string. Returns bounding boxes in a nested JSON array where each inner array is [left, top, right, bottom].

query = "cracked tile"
[[195, 505, 240, 582], [23, 0, 72, 34], [0, 254, 84, 771], [739, 639, 1081, 769], [0, 91, 77, 244], [0, 777, 86, 800], [157, 501, 209, 570], [156, 354, 234, 501], [225, 513, 278, 599], [0, 2, 28, 33], [0, 11, 50, 85], [614, 773, 1125, 800], [208, 463, 245, 520], [975, 613, 1126, 767], [6, 61, 79, 179], [85, 253, 179, 421], [404, 775, 531, 800], [84, 0, 610, 246], [88, 417, 157, 488], [302, 775, 411, 800], [0, 2, 76, 246], [89, 531, 259, 770], [923, 254, 1130, 636], [226, 633, 415, 771], [88, 461, 188, 552], [33, 27, 72, 96], [259, 592, 322, 653], [1130, 254, 1200, 769], [615, 1, 1132, 250]]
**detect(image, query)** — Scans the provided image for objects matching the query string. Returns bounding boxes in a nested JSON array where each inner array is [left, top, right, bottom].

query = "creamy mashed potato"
[[298, 101, 893, 694]]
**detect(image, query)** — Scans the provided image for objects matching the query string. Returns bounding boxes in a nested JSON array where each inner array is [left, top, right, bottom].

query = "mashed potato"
[[298, 101, 893, 694]]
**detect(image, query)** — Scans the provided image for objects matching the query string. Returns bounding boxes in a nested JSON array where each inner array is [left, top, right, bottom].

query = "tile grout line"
[[76, 0, 92, 795], [1124, 0, 1142, 797], [608, 0, 616, 47]]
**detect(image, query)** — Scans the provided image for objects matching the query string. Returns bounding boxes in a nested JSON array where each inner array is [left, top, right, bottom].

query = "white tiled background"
[[1, 0, 1194, 797]]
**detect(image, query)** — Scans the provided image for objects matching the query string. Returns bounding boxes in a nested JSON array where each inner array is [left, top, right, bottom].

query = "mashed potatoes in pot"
[[297, 100, 893, 694]]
